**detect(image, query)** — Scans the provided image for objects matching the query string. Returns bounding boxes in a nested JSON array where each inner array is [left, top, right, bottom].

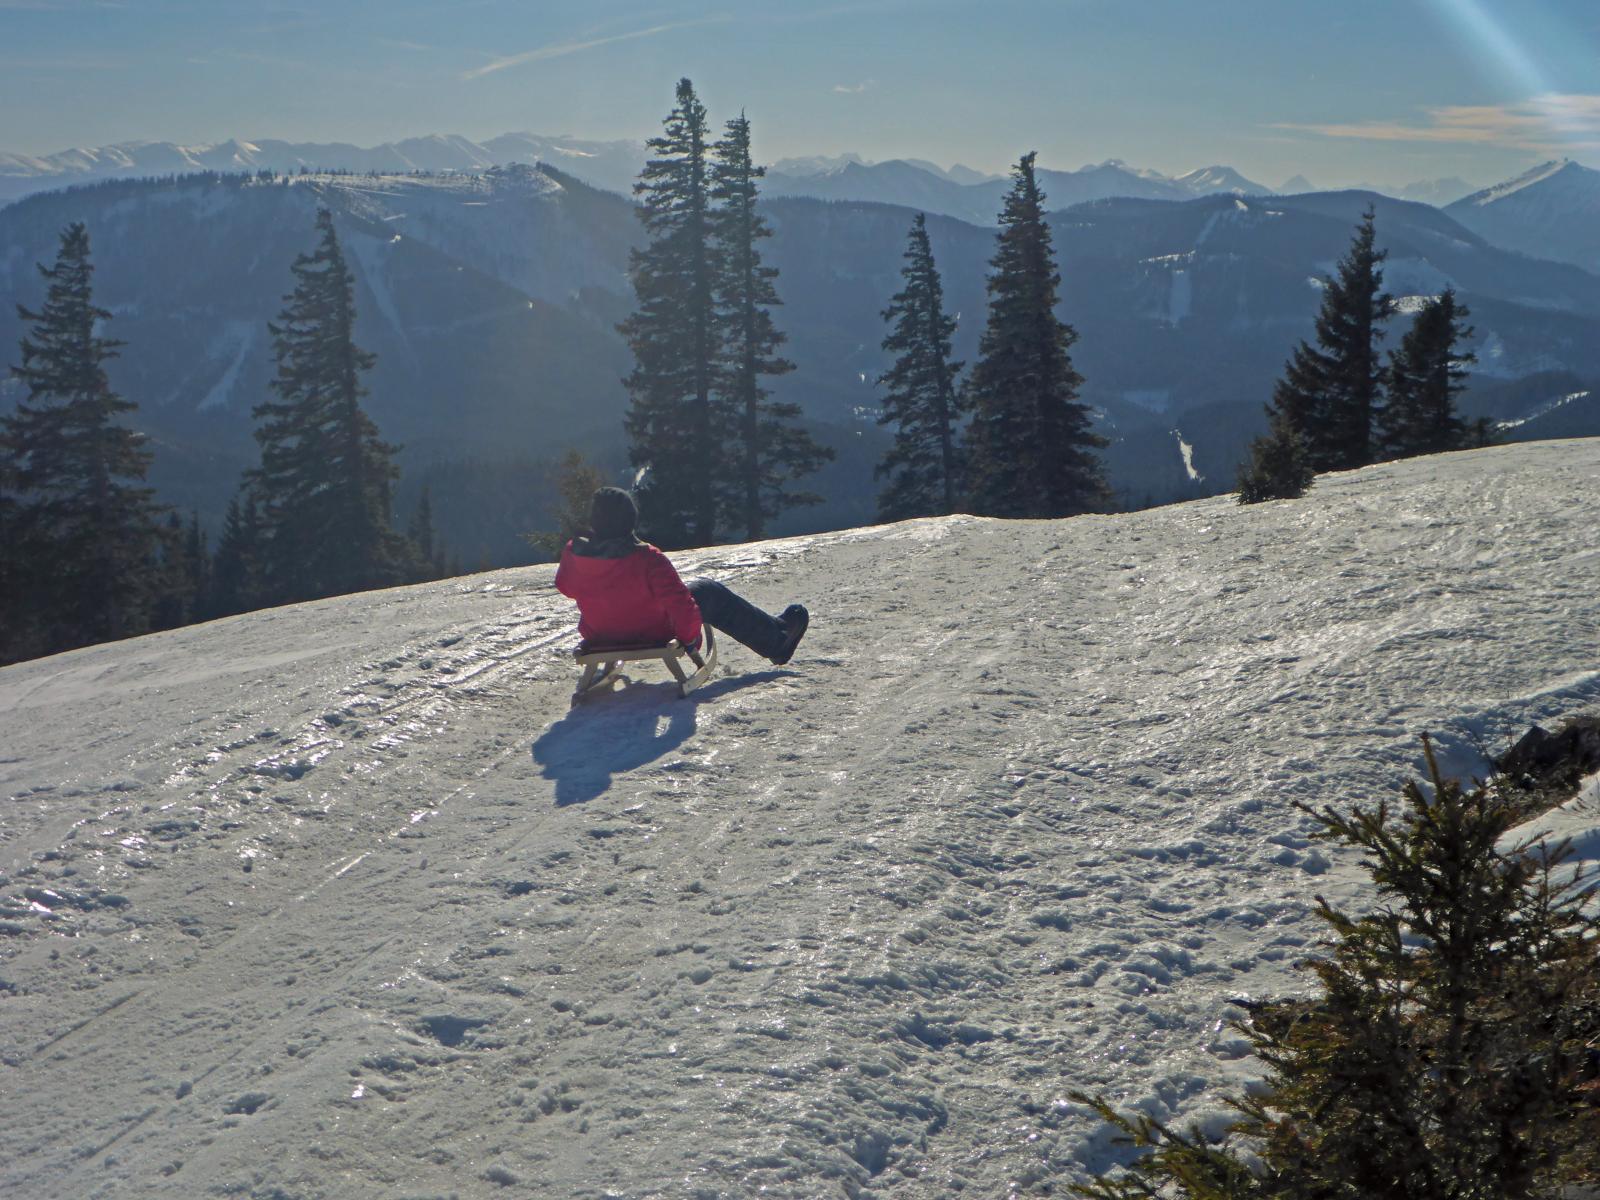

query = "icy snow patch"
[[1393, 294, 1440, 315], [1497, 390, 1592, 431], [2, 441, 1599, 1197], [1123, 389, 1172, 413], [1173, 430, 1204, 482], [197, 320, 255, 411], [1167, 268, 1192, 324]]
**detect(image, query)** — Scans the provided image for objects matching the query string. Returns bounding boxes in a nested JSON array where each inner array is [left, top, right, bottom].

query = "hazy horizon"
[[2, 0, 1598, 192]]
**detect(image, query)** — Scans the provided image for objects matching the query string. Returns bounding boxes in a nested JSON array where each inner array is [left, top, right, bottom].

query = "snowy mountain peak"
[[767, 152, 868, 177], [1457, 159, 1578, 207], [1175, 165, 1270, 196]]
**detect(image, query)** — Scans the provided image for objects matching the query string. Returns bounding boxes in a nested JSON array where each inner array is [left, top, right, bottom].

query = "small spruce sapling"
[[1236, 411, 1314, 504], [1072, 734, 1600, 1200]]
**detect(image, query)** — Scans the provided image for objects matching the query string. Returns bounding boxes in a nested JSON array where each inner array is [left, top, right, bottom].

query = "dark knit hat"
[[588, 486, 638, 540]]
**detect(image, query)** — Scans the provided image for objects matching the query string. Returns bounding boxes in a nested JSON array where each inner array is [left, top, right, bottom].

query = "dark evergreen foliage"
[[965, 153, 1108, 518], [248, 208, 405, 603], [1, 222, 166, 661], [210, 491, 263, 617], [710, 113, 831, 540], [1236, 411, 1315, 504], [1265, 207, 1394, 472], [1073, 735, 1600, 1200], [407, 484, 438, 578], [522, 448, 607, 559], [619, 79, 718, 549], [876, 213, 966, 520], [1376, 288, 1476, 460], [151, 511, 208, 629]]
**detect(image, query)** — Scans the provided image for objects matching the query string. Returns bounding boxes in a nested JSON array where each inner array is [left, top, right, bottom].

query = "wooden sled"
[[570, 626, 717, 706]]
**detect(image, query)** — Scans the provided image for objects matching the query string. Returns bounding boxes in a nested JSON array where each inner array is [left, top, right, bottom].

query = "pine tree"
[[620, 79, 719, 549], [1, 222, 166, 658], [185, 511, 210, 618], [522, 448, 607, 559], [965, 153, 1107, 518], [1266, 207, 1394, 472], [710, 113, 831, 540], [407, 484, 437, 578], [1236, 410, 1315, 504], [210, 491, 262, 617], [1073, 736, 1600, 1200], [249, 207, 404, 602], [876, 213, 966, 520], [152, 512, 189, 630], [1376, 288, 1475, 460], [0, 450, 40, 662]]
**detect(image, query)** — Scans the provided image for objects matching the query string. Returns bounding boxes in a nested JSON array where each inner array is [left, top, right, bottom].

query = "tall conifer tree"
[[876, 212, 966, 519], [965, 153, 1107, 518], [249, 207, 403, 602], [1267, 207, 1394, 472], [620, 78, 718, 548], [710, 112, 830, 540], [1376, 288, 1475, 460], [2, 222, 165, 658]]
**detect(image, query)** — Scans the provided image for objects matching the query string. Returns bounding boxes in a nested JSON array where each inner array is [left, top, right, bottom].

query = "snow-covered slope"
[[4, 442, 1600, 1199]]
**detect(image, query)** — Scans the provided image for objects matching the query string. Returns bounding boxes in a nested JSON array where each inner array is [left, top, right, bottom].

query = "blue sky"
[[2, 0, 1597, 188]]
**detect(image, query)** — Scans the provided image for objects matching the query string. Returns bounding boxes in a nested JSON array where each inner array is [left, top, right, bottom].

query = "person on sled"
[[555, 486, 809, 666]]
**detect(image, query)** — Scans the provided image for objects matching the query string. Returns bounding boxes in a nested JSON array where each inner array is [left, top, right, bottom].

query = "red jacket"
[[555, 537, 703, 650]]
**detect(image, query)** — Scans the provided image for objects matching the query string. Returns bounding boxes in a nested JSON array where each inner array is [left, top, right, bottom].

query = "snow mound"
[[3, 439, 1599, 1197]]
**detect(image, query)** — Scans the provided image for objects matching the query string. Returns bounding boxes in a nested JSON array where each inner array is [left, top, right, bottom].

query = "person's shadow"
[[531, 671, 789, 806]]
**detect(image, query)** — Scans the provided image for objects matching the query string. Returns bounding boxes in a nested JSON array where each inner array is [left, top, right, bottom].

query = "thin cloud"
[[1275, 93, 1600, 153], [833, 81, 874, 95], [0, 52, 122, 69], [463, 16, 729, 81]]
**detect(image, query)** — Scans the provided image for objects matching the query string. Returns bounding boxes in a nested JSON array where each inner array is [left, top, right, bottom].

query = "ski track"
[[2, 440, 1599, 1198]]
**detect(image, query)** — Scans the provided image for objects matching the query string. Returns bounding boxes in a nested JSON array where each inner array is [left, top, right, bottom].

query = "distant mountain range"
[[2, 165, 1597, 563], [0, 133, 650, 202], [1446, 159, 1600, 274], [761, 158, 1277, 224], [0, 130, 1490, 216]]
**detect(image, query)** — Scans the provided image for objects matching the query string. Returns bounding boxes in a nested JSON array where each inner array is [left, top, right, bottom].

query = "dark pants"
[[688, 578, 786, 661]]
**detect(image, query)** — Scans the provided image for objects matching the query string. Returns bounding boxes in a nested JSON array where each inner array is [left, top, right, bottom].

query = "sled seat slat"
[[570, 627, 717, 705]]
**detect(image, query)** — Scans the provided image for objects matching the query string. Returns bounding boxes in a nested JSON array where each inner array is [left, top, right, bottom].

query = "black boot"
[[772, 604, 809, 665]]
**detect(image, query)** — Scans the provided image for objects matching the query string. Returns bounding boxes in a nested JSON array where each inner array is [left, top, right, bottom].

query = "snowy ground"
[[3, 440, 1599, 1199]]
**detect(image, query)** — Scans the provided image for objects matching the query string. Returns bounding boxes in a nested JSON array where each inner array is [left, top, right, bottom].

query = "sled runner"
[[570, 626, 717, 706]]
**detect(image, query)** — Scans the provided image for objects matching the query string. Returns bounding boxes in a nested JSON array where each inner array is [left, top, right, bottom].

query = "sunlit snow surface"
[[3, 440, 1600, 1198]]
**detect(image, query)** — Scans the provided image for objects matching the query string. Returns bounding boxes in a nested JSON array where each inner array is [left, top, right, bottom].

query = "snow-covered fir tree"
[[1, 222, 166, 661], [710, 113, 830, 540], [876, 212, 966, 520], [249, 208, 405, 603], [1376, 288, 1475, 460], [1267, 207, 1394, 472], [965, 152, 1107, 519]]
